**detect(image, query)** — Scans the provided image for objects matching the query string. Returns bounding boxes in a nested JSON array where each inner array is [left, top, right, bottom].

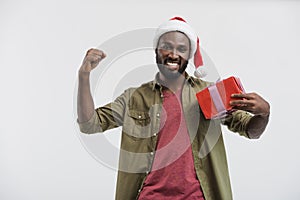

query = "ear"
[[155, 48, 159, 63], [188, 39, 192, 59]]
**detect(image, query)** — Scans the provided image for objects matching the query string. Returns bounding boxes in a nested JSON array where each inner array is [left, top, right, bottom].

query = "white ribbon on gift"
[[207, 84, 228, 119]]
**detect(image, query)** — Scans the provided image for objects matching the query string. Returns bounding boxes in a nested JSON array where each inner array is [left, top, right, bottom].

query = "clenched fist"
[[79, 48, 106, 73]]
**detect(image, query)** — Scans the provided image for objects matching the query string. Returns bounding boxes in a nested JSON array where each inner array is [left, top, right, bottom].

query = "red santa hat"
[[153, 17, 206, 78]]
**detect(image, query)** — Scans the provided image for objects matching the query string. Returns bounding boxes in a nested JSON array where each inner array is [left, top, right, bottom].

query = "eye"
[[160, 43, 173, 51], [178, 46, 188, 53]]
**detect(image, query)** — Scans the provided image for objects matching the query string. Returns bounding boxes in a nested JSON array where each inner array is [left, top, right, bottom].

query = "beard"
[[155, 51, 189, 80]]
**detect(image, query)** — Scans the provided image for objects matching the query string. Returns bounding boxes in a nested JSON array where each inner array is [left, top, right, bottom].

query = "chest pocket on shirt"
[[129, 110, 151, 127], [123, 110, 153, 140]]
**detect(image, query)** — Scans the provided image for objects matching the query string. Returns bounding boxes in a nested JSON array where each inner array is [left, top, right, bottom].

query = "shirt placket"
[[136, 85, 163, 199]]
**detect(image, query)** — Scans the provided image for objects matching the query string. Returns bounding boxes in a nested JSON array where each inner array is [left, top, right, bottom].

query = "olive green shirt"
[[78, 74, 252, 200]]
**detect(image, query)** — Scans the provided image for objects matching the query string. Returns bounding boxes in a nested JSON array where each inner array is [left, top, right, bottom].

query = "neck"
[[158, 73, 186, 92]]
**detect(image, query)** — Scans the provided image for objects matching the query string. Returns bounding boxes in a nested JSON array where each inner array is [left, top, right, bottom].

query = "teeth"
[[167, 62, 178, 66]]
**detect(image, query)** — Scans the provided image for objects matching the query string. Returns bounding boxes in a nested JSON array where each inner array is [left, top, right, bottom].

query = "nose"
[[168, 49, 179, 59]]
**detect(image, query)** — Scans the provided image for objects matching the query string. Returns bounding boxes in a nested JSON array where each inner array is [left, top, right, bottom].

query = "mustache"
[[155, 50, 188, 65], [164, 57, 181, 64]]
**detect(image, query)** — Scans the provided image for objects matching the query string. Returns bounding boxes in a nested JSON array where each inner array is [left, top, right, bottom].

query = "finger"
[[90, 51, 106, 59], [84, 53, 100, 61], [230, 99, 255, 106], [231, 93, 255, 100], [87, 48, 106, 58], [86, 52, 107, 64], [231, 93, 246, 98], [88, 53, 103, 61], [232, 105, 253, 112]]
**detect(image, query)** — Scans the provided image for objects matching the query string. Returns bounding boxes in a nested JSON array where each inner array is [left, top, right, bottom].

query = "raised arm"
[[230, 92, 270, 139], [77, 48, 106, 123]]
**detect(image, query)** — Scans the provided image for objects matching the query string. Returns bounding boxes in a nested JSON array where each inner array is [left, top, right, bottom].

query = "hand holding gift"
[[230, 93, 270, 117], [196, 76, 270, 119]]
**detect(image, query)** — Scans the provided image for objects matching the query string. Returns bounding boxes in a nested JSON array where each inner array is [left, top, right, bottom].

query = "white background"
[[1, 0, 300, 199]]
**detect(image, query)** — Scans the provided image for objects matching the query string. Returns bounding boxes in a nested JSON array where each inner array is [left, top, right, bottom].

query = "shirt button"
[[156, 113, 160, 117], [138, 189, 141, 193], [150, 152, 154, 155], [153, 133, 157, 136], [146, 171, 149, 174], [138, 115, 141, 119]]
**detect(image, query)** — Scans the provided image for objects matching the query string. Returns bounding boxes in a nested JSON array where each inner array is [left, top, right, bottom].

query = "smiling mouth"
[[165, 59, 180, 70]]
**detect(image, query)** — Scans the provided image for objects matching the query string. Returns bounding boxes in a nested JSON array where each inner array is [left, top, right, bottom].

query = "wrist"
[[258, 108, 270, 118], [258, 112, 270, 118], [79, 70, 90, 76], [78, 71, 91, 82]]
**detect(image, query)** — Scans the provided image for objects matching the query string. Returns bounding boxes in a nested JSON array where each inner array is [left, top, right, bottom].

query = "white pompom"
[[194, 67, 207, 78]]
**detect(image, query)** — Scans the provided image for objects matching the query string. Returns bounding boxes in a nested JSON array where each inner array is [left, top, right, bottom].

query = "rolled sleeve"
[[77, 88, 134, 134], [222, 110, 252, 138], [77, 111, 103, 134]]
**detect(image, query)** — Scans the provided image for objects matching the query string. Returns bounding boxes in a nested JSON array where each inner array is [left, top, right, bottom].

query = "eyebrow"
[[160, 41, 189, 48]]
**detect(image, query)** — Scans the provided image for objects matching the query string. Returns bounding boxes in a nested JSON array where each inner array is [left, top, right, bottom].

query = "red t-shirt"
[[138, 89, 205, 200]]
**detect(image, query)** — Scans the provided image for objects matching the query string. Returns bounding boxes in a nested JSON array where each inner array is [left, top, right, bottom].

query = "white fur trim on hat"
[[153, 20, 198, 58]]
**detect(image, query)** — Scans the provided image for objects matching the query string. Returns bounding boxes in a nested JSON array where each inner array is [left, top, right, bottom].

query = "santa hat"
[[153, 17, 206, 78]]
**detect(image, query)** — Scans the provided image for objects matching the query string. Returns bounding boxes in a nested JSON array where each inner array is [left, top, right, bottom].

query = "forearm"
[[77, 71, 95, 123], [246, 114, 269, 139]]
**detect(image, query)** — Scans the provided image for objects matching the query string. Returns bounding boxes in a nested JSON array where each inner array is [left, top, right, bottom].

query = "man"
[[77, 17, 270, 200]]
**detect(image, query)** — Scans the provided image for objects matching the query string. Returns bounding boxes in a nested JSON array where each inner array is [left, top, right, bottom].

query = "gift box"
[[196, 76, 245, 119]]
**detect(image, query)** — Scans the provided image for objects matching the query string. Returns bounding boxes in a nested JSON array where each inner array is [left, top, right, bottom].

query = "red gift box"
[[196, 76, 245, 119]]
